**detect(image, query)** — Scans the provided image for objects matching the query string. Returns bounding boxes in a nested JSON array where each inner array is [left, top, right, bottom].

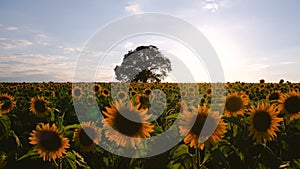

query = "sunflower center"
[[34, 100, 47, 113], [207, 89, 212, 95], [268, 92, 279, 101], [114, 109, 143, 137], [0, 97, 11, 111], [79, 127, 95, 146], [189, 87, 195, 93], [94, 85, 100, 92], [284, 96, 300, 114], [38, 131, 62, 151], [190, 113, 216, 137], [130, 91, 136, 97], [253, 111, 271, 132], [145, 89, 151, 95], [118, 92, 126, 100], [103, 89, 109, 96], [225, 96, 243, 112], [74, 89, 81, 97]]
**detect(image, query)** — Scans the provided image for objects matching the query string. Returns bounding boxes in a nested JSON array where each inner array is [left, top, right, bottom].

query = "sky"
[[0, 0, 300, 83]]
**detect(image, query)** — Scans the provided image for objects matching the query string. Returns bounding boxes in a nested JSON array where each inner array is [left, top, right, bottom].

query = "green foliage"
[[17, 150, 39, 161], [63, 152, 77, 169], [1, 82, 300, 168], [0, 115, 11, 141], [168, 144, 193, 169], [114, 45, 172, 83]]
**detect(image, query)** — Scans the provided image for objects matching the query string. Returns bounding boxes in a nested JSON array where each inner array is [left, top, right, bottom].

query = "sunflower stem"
[[59, 158, 62, 169], [53, 159, 59, 168], [196, 147, 201, 169]]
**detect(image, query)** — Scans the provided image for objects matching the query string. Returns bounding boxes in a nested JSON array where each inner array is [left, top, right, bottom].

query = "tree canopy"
[[114, 45, 172, 83]]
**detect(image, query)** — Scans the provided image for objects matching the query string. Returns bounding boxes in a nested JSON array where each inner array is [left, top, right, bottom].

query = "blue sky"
[[0, 0, 300, 82]]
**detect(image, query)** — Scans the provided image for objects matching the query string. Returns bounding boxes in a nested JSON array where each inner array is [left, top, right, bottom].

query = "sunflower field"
[[0, 82, 300, 169]]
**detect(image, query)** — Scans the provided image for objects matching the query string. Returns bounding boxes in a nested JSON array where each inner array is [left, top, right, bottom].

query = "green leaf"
[[233, 124, 239, 137], [0, 153, 8, 168], [295, 119, 300, 131], [63, 152, 77, 169], [289, 159, 300, 168], [64, 124, 80, 131], [50, 109, 55, 122], [253, 144, 280, 168], [72, 150, 90, 169], [103, 157, 110, 166], [227, 151, 242, 169], [56, 112, 65, 130], [153, 126, 163, 133], [222, 116, 243, 128], [171, 144, 189, 159], [166, 113, 179, 120], [0, 115, 11, 140], [169, 144, 193, 169], [10, 130, 22, 148], [17, 150, 39, 161], [201, 151, 211, 166], [211, 148, 231, 169], [168, 162, 185, 169]]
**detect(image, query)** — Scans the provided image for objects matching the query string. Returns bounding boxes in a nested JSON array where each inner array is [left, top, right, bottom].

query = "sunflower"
[[101, 88, 110, 97], [102, 101, 154, 147], [130, 90, 137, 98], [187, 85, 195, 94], [206, 88, 213, 97], [94, 83, 102, 94], [136, 94, 152, 109], [30, 96, 50, 117], [278, 91, 300, 120], [224, 92, 249, 116], [29, 123, 70, 161], [0, 93, 16, 115], [144, 87, 152, 95], [179, 104, 227, 150], [72, 86, 83, 99], [73, 121, 101, 152], [248, 102, 282, 143], [266, 90, 281, 101], [115, 90, 128, 101]]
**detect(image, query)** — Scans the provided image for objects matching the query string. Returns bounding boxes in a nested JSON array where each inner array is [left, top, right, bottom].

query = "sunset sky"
[[1, 0, 300, 82]]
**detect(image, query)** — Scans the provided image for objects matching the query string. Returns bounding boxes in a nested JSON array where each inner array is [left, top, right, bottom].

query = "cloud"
[[123, 42, 134, 49], [124, 2, 142, 14], [36, 33, 48, 39], [35, 33, 51, 46], [63, 47, 81, 54], [55, 45, 81, 54], [6, 26, 18, 31], [280, 61, 296, 65], [0, 43, 16, 49], [0, 53, 76, 82], [247, 64, 270, 71], [1, 53, 70, 66], [0, 39, 33, 48], [201, 0, 219, 12], [38, 42, 49, 45], [16, 40, 33, 46], [0, 73, 59, 82]]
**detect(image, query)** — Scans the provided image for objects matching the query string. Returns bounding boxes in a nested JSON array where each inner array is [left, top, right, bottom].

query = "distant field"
[[1, 82, 300, 169]]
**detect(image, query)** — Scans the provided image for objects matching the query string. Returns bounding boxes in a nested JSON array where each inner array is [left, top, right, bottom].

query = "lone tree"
[[114, 45, 172, 83]]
